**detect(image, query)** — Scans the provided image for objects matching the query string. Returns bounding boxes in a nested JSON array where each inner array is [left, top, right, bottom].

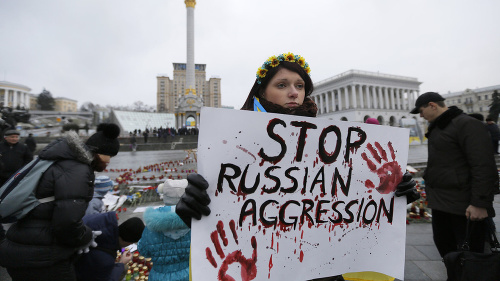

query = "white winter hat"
[[157, 179, 188, 206]]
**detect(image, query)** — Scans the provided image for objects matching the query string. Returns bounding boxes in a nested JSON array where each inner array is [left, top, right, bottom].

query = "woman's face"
[[263, 68, 305, 109]]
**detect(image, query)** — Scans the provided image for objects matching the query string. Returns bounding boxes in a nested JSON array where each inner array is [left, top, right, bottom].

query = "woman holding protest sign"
[[176, 52, 419, 281]]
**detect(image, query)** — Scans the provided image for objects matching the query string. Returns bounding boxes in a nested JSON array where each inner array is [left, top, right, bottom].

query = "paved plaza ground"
[[1, 147, 499, 280]]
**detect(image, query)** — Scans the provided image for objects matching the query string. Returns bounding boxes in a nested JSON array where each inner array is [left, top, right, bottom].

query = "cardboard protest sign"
[[192, 107, 410, 280]]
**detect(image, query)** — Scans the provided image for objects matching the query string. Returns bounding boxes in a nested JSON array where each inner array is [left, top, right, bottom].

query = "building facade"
[[312, 70, 425, 143], [312, 69, 422, 124], [54, 97, 78, 112], [29, 94, 38, 110], [156, 63, 221, 113], [442, 85, 500, 118], [0, 81, 31, 109]]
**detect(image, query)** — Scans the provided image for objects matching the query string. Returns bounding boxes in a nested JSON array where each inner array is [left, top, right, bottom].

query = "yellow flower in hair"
[[284, 52, 295, 62], [268, 56, 280, 67], [256, 52, 311, 84], [257, 67, 268, 78], [297, 56, 306, 67]]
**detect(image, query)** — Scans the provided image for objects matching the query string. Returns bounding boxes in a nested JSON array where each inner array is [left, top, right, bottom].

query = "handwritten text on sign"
[[192, 107, 409, 280]]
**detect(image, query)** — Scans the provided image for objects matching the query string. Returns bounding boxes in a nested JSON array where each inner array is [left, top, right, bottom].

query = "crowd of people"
[[0, 52, 498, 281]]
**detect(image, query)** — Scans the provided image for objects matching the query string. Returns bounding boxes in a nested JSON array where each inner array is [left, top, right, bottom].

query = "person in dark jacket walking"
[[0, 129, 33, 240], [23, 133, 37, 154], [485, 117, 500, 154], [130, 134, 137, 151], [0, 123, 121, 281], [75, 212, 145, 281], [410, 92, 499, 261], [0, 129, 33, 185]]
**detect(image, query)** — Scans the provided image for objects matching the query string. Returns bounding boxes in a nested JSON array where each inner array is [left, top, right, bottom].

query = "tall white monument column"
[[185, 0, 196, 93]]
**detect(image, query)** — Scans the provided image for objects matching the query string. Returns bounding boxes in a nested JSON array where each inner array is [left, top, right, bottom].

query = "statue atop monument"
[[185, 0, 196, 8]]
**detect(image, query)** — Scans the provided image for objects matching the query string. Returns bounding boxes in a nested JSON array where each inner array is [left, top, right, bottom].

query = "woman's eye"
[[296, 84, 304, 89], [277, 83, 286, 88]]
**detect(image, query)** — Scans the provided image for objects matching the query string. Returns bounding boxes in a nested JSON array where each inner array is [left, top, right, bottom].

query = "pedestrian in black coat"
[[0, 123, 121, 281], [23, 133, 37, 154], [486, 117, 500, 154], [0, 129, 32, 185]]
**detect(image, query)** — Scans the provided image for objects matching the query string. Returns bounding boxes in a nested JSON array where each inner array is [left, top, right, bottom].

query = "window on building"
[[485, 95, 489, 100], [458, 99, 461, 103], [478, 96, 481, 101]]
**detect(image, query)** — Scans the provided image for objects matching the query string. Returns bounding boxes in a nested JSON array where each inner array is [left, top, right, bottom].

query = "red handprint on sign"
[[205, 220, 257, 281], [361, 141, 403, 194]]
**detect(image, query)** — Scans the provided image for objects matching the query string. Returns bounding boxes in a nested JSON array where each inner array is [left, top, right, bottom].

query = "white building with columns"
[[312, 70, 422, 126], [0, 81, 31, 109]]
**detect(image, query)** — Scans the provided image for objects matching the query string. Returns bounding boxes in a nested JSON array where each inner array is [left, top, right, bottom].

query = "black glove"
[[395, 171, 420, 204], [176, 173, 211, 228]]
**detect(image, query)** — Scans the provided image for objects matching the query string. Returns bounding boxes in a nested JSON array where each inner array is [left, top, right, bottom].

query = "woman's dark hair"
[[241, 61, 314, 110]]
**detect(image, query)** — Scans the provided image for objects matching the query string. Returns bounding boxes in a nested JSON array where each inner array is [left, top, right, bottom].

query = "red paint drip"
[[374, 141, 388, 162], [206, 247, 217, 268], [366, 143, 382, 164], [217, 220, 229, 247], [299, 250, 304, 262], [388, 141, 396, 160], [268, 254, 273, 279], [365, 179, 375, 189], [229, 220, 239, 245], [236, 145, 257, 161], [210, 231, 225, 259], [361, 152, 377, 171]]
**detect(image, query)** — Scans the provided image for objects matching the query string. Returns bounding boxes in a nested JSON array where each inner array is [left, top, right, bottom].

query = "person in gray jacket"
[[410, 92, 499, 259]]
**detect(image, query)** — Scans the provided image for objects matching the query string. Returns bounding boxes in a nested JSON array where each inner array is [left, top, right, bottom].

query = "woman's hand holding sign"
[[176, 173, 211, 227]]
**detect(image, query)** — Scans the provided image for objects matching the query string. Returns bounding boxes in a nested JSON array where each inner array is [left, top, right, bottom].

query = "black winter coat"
[[0, 140, 33, 184], [24, 136, 37, 153], [424, 106, 499, 216], [0, 132, 95, 268]]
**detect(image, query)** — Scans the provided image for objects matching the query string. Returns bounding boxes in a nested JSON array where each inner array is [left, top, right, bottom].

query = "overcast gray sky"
[[1, 0, 499, 109]]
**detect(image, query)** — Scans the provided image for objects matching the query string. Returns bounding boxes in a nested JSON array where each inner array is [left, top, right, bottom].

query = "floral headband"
[[256, 52, 311, 84]]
